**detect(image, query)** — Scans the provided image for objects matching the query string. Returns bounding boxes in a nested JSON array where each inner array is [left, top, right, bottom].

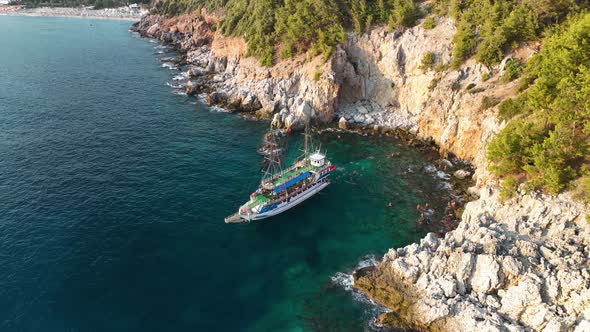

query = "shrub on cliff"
[[480, 96, 500, 110], [574, 176, 590, 204], [420, 51, 435, 71], [423, 16, 436, 30], [351, 0, 372, 33], [387, 0, 421, 29], [441, 0, 587, 67], [199, 0, 424, 65], [275, 0, 346, 62], [497, 95, 528, 122], [501, 59, 523, 83], [487, 13, 590, 196]]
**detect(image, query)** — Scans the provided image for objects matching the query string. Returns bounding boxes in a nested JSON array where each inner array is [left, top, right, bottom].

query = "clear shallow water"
[[0, 16, 450, 331]]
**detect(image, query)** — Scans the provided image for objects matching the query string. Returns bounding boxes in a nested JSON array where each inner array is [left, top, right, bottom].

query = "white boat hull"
[[246, 181, 329, 221]]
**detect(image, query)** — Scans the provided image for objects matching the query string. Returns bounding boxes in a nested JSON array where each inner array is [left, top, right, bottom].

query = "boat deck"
[[224, 213, 244, 224], [272, 164, 314, 186], [248, 194, 268, 208]]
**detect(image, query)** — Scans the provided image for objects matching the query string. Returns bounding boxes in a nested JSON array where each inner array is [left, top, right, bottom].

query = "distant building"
[[128, 3, 140, 13]]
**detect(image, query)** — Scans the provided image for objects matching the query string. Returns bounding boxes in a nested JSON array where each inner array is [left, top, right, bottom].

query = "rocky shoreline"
[[355, 187, 590, 331], [130, 12, 589, 331]]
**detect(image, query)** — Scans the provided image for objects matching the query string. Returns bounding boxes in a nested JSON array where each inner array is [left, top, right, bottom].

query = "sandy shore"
[[0, 6, 143, 21]]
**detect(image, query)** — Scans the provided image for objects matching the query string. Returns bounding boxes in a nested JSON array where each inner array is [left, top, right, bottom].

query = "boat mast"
[[303, 121, 310, 159], [262, 124, 283, 181]]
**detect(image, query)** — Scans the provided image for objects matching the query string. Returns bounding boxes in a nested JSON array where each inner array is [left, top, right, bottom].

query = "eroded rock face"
[[132, 14, 515, 179], [331, 19, 534, 183], [354, 187, 590, 331], [131, 12, 339, 127]]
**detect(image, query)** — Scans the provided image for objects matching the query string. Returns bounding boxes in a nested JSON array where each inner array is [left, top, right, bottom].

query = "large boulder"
[[146, 23, 161, 37], [500, 275, 543, 320], [338, 117, 347, 129], [470, 255, 504, 293]]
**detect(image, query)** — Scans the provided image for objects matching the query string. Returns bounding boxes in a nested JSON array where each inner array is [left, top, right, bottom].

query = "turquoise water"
[[0, 16, 450, 331]]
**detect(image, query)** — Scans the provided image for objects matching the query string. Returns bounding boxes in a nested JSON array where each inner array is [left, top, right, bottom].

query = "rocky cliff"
[[355, 186, 590, 331], [131, 12, 589, 331], [131, 13, 524, 177], [132, 11, 340, 129], [334, 18, 529, 182]]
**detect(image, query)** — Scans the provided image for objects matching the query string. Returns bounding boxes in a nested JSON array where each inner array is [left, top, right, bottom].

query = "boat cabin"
[[309, 152, 325, 167]]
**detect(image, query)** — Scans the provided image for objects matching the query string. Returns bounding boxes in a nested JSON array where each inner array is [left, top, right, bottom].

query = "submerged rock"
[[206, 90, 261, 113]]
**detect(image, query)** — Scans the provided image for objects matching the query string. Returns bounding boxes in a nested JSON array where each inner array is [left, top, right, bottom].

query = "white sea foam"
[[209, 106, 228, 113], [172, 74, 187, 81], [171, 90, 187, 96], [161, 62, 178, 70], [166, 82, 184, 89], [423, 164, 453, 192], [329, 254, 378, 293], [331, 272, 354, 291], [423, 164, 437, 173], [330, 254, 393, 330], [356, 254, 379, 269]]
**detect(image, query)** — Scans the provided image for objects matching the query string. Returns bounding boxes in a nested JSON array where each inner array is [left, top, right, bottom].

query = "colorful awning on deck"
[[273, 172, 311, 194]]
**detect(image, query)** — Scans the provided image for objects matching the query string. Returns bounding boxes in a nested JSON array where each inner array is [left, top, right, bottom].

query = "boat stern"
[[224, 212, 245, 224]]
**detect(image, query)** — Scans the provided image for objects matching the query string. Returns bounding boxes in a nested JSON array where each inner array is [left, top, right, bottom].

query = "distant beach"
[[0, 6, 144, 21]]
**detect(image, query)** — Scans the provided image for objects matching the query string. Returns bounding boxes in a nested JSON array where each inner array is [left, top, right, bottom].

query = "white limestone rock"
[[338, 117, 347, 129], [454, 169, 471, 179], [470, 255, 504, 294]]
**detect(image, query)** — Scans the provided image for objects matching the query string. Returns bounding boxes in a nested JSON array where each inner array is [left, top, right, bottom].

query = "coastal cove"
[[0, 16, 462, 331]]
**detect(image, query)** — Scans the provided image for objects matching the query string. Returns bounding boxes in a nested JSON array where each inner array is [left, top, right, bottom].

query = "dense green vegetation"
[[501, 58, 523, 83], [154, 0, 423, 65], [153, 0, 590, 68], [441, 0, 590, 68], [487, 13, 590, 198]]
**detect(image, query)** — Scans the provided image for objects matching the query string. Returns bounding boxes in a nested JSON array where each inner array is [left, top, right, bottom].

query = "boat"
[[225, 125, 336, 223]]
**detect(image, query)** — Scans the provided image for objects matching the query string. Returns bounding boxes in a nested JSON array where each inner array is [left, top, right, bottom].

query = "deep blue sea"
[[0, 16, 451, 331]]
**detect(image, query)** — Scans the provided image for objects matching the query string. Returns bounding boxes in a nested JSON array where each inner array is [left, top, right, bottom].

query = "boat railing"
[[263, 177, 325, 206], [264, 161, 309, 185]]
